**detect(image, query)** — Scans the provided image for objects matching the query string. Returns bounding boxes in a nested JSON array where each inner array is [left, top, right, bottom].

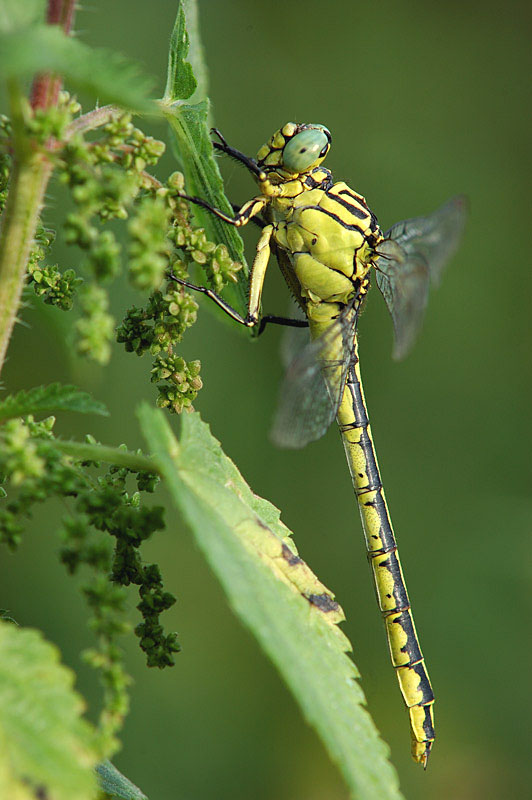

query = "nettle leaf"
[[0, 383, 108, 421], [96, 760, 148, 800], [0, 622, 97, 800], [161, 1, 248, 318], [139, 407, 404, 800], [0, 24, 156, 112], [0, 0, 45, 33], [164, 0, 196, 102]]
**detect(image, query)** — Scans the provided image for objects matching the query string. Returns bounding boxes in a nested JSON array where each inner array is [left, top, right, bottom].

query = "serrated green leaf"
[[0, 622, 97, 800], [160, 1, 249, 318], [0, 383, 108, 421], [96, 760, 148, 800], [181, 0, 209, 103], [0, 25, 156, 112], [0, 0, 45, 33], [164, 2, 196, 102], [139, 407, 404, 800]]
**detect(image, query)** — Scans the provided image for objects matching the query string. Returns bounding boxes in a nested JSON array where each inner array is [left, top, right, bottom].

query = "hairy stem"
[[55, 440, 157, 473], [0, 83, 54, 376], [65, 105, 123, 138], [30, 0, 76, 110], [0, 0, 78, 376]]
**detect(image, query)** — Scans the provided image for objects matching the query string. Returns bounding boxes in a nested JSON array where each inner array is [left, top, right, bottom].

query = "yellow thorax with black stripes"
[[249, 123, 383, 317]]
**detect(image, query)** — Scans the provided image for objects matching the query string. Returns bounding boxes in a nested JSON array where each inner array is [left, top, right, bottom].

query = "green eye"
[[283, 127, 330, 173]]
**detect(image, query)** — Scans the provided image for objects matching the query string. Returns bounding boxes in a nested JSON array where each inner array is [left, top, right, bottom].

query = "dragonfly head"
[[256, 123, 331, 180]]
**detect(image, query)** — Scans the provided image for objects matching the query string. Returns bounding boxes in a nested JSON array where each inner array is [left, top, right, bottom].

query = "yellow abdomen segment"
[[337, 339, 435, 767]]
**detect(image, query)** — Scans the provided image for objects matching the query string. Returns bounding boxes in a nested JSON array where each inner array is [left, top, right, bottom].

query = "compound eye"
[[282, 128, 330, 173]]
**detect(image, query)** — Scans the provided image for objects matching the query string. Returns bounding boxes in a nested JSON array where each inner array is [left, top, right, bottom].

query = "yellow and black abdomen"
[[337, 340, 435, 766]]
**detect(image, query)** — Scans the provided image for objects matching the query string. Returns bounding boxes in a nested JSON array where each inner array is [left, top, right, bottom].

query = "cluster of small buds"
[[163, 171, 243, 292], [26, 224, 83, 310], [153, 355, 202, 414], [0, 418, 45, 486], [27, 225, 55, 269], [26, 92, 80, 145], [0, 415, 86, 551], [27, 264, 83, 310], [0, 407, 178, 747], [134, 562, 180, 668], [117, 283, 198, 357], [127, 197, 170, 291], [58, 109, 167, 295], [4, 102, 243, 406], [76, 285, 115, 364]]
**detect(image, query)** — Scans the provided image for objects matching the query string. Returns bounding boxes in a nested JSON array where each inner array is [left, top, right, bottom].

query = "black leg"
[[231, 203, 265, 229], [169, 274, 309, 336], [257, 315, 309, 336], [169, 274, 253, 327], [211, 128, 265, 181], [178, 193, 241, 226]]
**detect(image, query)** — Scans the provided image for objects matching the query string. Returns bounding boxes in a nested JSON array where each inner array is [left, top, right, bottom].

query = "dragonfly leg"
[[178, 193, 268, 227], [258, 315, 309, 335], [211, 128, 265, 181], [231, 203, 265, 229], [169, 274, 254, 327], [168, 277, 308, 336]]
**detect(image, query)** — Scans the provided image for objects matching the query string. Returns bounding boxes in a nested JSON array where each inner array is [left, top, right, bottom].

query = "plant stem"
[[0, 83, 55, 377], [30, 0, 76, 110], [65, 105, 123, 138], [0, 0, 78, 376], [55, 440, 157, 473]]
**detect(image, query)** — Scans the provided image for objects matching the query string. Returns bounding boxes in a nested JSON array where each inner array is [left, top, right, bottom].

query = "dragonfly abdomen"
[[337, 339, 435, 767]]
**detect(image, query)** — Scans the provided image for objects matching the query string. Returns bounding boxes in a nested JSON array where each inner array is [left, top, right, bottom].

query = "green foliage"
[[140, 408, 404, 800], [76, 285, 115, 364], [0, 1, 406, 796], [164, 1, 197, 103], [0, 396, 177, 755], [96, 760, 149, 800], [0, 0, 45, 34], [0, 383, 109, 421], [0, 24, 156, 112], [0, 621, 98, 800], [161, 4, 249, 317], [116, 167, 240, 412]]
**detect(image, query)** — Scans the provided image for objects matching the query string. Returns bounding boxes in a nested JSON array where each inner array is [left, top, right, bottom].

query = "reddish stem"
[[30, 0, 77, 110]]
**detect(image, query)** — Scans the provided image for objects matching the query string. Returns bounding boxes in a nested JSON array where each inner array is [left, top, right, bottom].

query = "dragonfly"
[[173, 122, 467, 767]]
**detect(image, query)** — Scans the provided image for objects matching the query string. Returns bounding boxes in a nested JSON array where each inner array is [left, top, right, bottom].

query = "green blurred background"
[[2, 1, 532, 798]]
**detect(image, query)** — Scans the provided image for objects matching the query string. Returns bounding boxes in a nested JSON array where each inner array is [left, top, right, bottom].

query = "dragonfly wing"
[[271, 306, 357, 449], [279, 302, 309, 370], [385, 194, 467, 285], [376, 195, 467, 359], [376, 240, 430, 360]]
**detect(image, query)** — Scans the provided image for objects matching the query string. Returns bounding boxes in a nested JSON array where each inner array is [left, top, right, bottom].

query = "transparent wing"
[[376, 240, 430, 360], [376, 195, 467, 360], [271, 306, 358, 449], [279, 302, 308, 370]]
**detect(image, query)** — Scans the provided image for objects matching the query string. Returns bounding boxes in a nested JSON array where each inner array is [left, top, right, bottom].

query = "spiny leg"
[[170, 223, 274, 328], [178, 192, 268, 228], [170, 275, 308, 335], [211, 128, 265, 180], [232, 203, 265, 229], [169, 274, 253, 327]]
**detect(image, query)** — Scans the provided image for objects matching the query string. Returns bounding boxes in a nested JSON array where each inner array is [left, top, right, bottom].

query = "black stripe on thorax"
[[330, 189, 371, 220], [311, 205, 366, 233]]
